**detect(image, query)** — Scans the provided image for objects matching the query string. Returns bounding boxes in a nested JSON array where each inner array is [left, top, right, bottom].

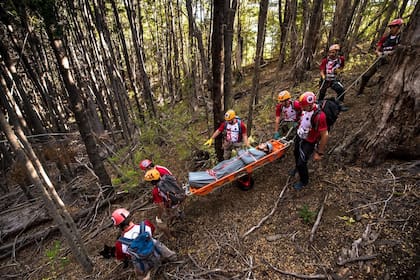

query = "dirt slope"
[[1, 61, 418, 280]]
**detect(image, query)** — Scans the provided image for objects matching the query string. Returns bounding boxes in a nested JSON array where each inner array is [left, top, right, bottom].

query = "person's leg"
[[294, 140, 315, 189], [358, 58, 383, 95], [154, 240, 176, 261], [133, 260, 152, 280], [223, 141, 233, 160]]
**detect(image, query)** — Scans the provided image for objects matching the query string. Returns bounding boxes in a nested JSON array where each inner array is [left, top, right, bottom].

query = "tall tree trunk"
[[288, 0, 298, 63], [234, 0, 243, 80], [278, 0, 290, 69], [247, 0, 269, 137], [109, 0, 143, 118], [338, 3, 420, 163], [211, 0, 224, 161], [328, 0, 359, 53], [291, 0, 323, 82], [124, 0, 157, 119], [186, 0, 199, 111], [0, 110, 93, 273], [32, 1, 113, 192], [223, 0, 237, 111]]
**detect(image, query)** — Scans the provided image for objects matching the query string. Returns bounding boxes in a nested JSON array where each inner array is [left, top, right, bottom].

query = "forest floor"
[[0, 59, 419, 280]]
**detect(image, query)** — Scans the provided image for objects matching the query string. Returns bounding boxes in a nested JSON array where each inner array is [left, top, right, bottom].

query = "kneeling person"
[[111, 208, 176, 279]]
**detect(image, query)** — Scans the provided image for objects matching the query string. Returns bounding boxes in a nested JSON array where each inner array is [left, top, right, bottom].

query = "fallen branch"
[[0, 193, 118, 260], [337, 254, 379, 266], [263, 258, 328, 279], [310, 193, 328, 242], [242, 177, 290, 238]]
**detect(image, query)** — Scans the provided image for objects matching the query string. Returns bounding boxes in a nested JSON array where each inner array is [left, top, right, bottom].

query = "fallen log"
[[0, 193, 120, 260]]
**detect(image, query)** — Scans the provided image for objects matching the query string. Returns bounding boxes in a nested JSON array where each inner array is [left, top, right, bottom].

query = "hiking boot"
[[288, 168, 297, 177], [293, 181, 306, 190]]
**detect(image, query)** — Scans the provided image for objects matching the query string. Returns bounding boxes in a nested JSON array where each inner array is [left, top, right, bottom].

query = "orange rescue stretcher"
[[187, 138, 292, 196]]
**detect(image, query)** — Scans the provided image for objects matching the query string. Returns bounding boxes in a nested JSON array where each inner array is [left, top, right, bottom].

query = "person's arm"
[[275, 116, 281, 132], [205, 123, 224, 145], [241, 122, 250, 147], [210, 129, 221, 140], [242, 133, 249, 147], [320, 58, 326, 79], [313, 130, 328, 161], [376, 36, 387, 56]]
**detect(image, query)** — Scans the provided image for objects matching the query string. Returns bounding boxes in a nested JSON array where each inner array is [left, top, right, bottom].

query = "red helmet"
[[139, 159, 152, 171], [299, 92, 316, 107], [111, 208, 130, 226], [388, 18, 403, 26]]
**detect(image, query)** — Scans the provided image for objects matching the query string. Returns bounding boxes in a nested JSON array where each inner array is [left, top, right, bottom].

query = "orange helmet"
[[139, 159, 152, 171], [144, 168, 160, 181], [277, 90, 291, 102], [111, 208, 130, 226], [299, 92, 316, 107], [388, 18, 403, 26], [224, 109, 236, 121]]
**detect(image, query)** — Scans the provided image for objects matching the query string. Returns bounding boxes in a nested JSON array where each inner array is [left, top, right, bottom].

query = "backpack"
[[118, 222, 157, 260], [157, 175, 186, 207], [311, 98, 341, 131]]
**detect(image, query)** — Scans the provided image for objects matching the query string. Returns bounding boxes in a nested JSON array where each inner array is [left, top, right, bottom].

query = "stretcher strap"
[[206, 169, 217, 178]]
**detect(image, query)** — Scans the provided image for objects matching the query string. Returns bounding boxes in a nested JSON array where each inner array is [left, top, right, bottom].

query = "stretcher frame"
[[186, 138, 292, 196]]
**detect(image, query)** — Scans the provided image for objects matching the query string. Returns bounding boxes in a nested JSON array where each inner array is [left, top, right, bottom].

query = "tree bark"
[[223, 0, 237, 110], [211, 0, 225, 161], [291, 0, 323, 82], [0, 109, 93, 273], [247, 0, 269, 137], [33, 2, 113, 192], [338, 3, 420, 164]]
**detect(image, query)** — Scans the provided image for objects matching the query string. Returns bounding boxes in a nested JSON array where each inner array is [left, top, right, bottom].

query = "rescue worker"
[[204, 109, 250, 160], [292, 92, 329, 190], [274, 90, 301, 139], [357, 18, 403, 95], [144, 169, 184, 239], [139, 159, 172, 176], [319, 44, 347, 108], [111, 208, 176, 280]]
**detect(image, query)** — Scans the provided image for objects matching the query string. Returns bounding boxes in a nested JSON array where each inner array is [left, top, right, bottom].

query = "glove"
[[204, 138, 213, 146], [274, 132, 281, 140], [156, 216, 163, 224], [99, 245, 116, 259]]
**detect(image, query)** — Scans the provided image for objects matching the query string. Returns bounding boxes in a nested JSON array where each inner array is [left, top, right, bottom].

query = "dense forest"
[[0, 0, 419, 279]]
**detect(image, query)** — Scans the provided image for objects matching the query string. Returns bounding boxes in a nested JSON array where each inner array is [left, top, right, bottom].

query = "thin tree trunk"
[[247, 0, 269, 137], [223, 0, 237, 111], [211, 0, 225, 161], [40, 8, 112, 191], [291, 0, 323, 82], [0, 110, 93, 273], [186, 0, 198, 111], [124, 0, 156, 119]]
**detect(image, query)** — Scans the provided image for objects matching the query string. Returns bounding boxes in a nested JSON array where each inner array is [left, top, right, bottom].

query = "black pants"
[[293, 136, 316, 185], [358, 56, 388, 95], [319, 79, 345, 102]]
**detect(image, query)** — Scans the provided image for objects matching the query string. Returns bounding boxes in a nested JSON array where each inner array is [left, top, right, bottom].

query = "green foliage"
[[298, 204, 316, 224], [44, 240, 69, 279]]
